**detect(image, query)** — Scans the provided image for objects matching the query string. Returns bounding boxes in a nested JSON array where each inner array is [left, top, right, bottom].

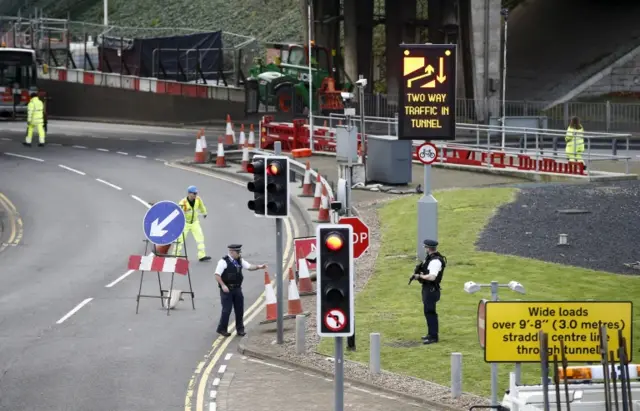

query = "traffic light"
[[265, 156, 290, 218], [316, 224, 354, 337], [247, 155, 266, 216]]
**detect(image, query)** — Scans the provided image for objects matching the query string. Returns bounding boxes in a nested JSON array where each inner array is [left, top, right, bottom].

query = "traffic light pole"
[[344, 115, 356, 352], [335, 336, 345, 411], [274, 141, 285, 344]]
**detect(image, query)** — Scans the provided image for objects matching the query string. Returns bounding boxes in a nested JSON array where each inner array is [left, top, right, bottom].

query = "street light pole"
[[104, 0, 108, 27], [307, 0, 314, 152], [500, 8, 509, 150]]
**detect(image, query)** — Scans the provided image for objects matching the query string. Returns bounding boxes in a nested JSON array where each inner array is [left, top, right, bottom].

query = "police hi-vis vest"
[[178, 197, 207, 224]]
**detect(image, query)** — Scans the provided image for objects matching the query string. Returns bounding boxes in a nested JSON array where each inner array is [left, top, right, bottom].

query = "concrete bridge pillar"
[[356, 0, 374, 92], [385, 0, 416, 100]]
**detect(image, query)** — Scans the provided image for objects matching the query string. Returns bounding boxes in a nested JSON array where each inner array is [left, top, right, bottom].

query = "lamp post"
[[500, 8, 509, 150], [464, 279, 525, 406]]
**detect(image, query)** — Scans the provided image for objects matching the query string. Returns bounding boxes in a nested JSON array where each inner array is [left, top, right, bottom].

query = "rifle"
[[409, 263, 422, 285]]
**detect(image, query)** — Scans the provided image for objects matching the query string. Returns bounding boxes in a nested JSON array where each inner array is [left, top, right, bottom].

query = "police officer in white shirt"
[[214, 244, 267, 337], [411, 239, 447, 344]]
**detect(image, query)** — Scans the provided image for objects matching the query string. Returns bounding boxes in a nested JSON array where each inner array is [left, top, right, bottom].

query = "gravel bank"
[[243, 197, 491, 410], [477, 180, 640, 275]]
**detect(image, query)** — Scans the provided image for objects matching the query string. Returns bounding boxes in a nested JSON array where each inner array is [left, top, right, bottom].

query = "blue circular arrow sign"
[[142, 201, 186, 246]]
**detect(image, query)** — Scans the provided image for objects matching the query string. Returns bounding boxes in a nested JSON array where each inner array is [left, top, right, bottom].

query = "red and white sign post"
[[337, 216, 370, 259]]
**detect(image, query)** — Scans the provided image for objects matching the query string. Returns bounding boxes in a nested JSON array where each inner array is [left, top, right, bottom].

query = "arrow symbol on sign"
[[437, 57, 446, 83], [150, 209, 180, 237]]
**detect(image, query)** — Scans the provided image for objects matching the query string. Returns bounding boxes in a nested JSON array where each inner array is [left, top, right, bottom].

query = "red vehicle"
[[0, 46, 47, 130]]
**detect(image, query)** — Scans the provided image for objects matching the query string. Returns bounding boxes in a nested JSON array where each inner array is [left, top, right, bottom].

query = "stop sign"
[[338, 216, 370, 259]]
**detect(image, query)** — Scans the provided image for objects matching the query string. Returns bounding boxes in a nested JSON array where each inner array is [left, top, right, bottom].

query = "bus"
[[0, 46, 47, 127]]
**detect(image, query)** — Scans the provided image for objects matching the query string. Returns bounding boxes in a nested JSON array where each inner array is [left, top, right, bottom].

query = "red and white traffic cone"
[[239, 141, 250, 173], [308, 173, 323, 210], [297, 258, 314, 295], [261, 272, 277, 323], [200, 129, 208, 159], [287, 268, 304, 316], [248, 124, 256, 148], [238, 124, 246, 146], [216, 137, 227, 168], [315, 185, 331, 223], [224, 114, 235, 145], [194, 135, 205, 163], [299, 161, 314, 197]]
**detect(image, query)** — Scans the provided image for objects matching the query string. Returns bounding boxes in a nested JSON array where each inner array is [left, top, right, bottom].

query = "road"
[[0, 120, 301, 411]]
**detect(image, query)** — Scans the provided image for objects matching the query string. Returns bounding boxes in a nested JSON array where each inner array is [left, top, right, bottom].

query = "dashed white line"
[[105, 270, 135, 288], [212, 378, 220, 386], [97, 148, 109, 152], [218, 365, 227, 374], [155, 158, 166, 162], [56, 298, 93, 324], [58, 164, 86, 175], [1, 137, 11, 141], [131, 195, 152, 209], [4, 152, 44, 162], [210, 390, 217, 399], [170, 141, 190, 145], [72, 145, 87, 149], [224, 353, 233, 361], [96, 178, 122, 190], [135, 155, 147, 159], [49, 143, 62, 146], [116, 151, 128, 155], [149, 140, 165, 143], [120, 137, 138, 141]]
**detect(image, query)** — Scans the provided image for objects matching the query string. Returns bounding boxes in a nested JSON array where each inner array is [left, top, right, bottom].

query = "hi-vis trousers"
[[175, 221, 206, 259], [26, 123, 46, 144]]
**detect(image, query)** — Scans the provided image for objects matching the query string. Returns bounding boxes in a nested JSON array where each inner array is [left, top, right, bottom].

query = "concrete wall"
[[469, 0, 501, 122], [577, 46, 640, 99], [41, 80, 246, 124]]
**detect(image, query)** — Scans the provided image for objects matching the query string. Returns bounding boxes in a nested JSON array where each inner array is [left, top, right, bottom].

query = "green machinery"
[[245, 42, 353, 115]]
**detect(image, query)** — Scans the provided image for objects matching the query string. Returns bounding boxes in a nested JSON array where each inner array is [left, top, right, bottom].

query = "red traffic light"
[[325, 233, 344, 251], [267, 162, 281, 176], [247, 163, 255, 173]]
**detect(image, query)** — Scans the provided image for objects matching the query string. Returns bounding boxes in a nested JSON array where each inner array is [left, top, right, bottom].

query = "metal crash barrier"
[[258, 115, 634, 178]]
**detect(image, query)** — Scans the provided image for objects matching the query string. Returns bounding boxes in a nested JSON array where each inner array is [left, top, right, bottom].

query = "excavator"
[[245, 41, 353, 116]]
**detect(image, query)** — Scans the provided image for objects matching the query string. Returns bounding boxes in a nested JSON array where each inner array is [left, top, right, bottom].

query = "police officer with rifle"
[[214, 244, 267, 337], [409, 239, 446, 345]]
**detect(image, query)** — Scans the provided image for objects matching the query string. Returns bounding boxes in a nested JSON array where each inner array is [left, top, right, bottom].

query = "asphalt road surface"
[[0, 120, 301, 411]]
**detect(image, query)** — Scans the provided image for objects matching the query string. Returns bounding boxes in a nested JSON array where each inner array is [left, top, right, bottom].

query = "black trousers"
[[217, 286, 244, 333], [422, 286, 441, 338]]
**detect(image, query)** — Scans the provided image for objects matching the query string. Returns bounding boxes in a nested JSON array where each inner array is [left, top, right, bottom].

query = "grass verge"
[[316, 187, 640, 397]]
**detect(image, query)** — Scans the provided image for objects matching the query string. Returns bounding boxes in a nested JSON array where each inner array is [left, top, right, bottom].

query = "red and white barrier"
[[128, 255, 189, 275]]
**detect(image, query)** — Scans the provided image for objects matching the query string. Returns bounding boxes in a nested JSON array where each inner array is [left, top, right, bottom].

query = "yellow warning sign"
[[484, 301, 633, 363], [398, 44, 456, 141]]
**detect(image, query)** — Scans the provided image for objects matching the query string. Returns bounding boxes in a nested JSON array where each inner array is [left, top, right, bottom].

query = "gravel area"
[[477, 180, 640, 275], [243, 197, 492, 411]]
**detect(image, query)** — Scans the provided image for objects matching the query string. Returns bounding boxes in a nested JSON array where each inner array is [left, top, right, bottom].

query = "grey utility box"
[[335, 125, 359, 164], [366, 135, 412, 185]]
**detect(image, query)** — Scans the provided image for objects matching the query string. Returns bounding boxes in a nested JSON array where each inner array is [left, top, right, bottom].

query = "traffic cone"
[[238, 141, 250, 173], [287, 268, 304, 316], [200, 129, 208, 159], [216, 137, 227, 168], [299, 161, 314, 197], [308, 173, 323, 210], [261, 272, 277, 323], [248, 124, 256, 148], [225, 114, 235, 145], [238, 124, 246, 146], [315, 185, 331, 223], [194, 135, 205, 163], [297, 258, 314, 295]]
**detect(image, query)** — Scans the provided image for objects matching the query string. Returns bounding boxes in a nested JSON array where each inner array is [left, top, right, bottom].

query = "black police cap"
[[423, 239, 438, 247], [227, 244, 242, 251]]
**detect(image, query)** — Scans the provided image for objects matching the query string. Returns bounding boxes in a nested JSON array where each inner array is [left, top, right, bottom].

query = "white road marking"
[[171, 141, 190, 145], [135, 155, 147, 159], [56, 298, 93, 324], [350, 386, 372, 394], [149, 140, 164, 143], [224, 353, 233, 361], [218, 365, 227, 374], [58, 164, 86, 175], [210, 390, 217, 399], [97, 148, 109, 152], [246, 357, 293, 371], [96, 178, 122, 190], [72, 145, 87, 149], [120, 137, 138, 141], [105, 270, 135, 288], [212, 378, 220, 386], [131, 195, 152, 209], [1, 137, 11, 141], [4, 152, 44, 162], [155, 158, 166, 162], [116, 151, 128, 155], [49, 143, 62, 146]]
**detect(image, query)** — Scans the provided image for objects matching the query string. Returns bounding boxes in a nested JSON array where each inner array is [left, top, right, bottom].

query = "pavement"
[[0, 120, 296, 411]]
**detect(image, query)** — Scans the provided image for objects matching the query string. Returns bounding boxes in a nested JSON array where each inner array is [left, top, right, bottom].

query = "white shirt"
[[214, 255, 252, 276], [423, 256, 443, 281]]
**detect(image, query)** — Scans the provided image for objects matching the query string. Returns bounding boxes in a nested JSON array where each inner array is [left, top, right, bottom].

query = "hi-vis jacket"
[[27, 96, 44, 125], [565, 126, 585, 152], [178, 197, 208, 224]]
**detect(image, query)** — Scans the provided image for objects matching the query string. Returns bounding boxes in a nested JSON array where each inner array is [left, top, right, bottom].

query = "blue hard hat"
[[187, 185, 198, 193]]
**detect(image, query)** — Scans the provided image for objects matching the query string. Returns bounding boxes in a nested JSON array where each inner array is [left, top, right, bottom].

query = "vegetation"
[[316, 188, 640, 397]]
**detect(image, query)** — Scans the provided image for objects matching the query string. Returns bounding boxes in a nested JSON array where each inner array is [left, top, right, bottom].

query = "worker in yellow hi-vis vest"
[[23, 91, 46, 147], [565, 116, 585, 166], [175, 186, 212, 262]]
